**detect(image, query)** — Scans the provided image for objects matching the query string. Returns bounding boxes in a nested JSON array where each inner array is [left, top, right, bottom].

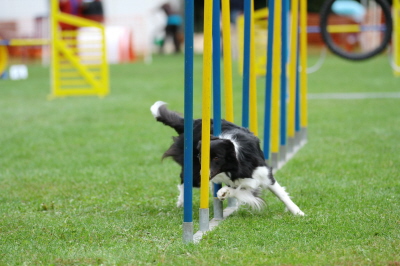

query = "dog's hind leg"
[[267, 182, 305, 216], [251, 166, 304, 215]]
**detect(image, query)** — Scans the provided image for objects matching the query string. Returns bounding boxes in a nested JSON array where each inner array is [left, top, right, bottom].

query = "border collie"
[[151, 101, 304, 216]]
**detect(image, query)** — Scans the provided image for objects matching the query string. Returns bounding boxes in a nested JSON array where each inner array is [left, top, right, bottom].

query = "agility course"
[[182, 0, 308, 243], [1, 0, 400, 264]]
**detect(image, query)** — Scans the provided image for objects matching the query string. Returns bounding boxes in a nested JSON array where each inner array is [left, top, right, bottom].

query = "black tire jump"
[[320, 0, 393, 61]]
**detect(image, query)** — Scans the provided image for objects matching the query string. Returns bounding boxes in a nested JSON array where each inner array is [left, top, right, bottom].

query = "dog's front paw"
[[176, 199, 183, 208], [176, 184, 184, 208], [217, 186, 231, 201]]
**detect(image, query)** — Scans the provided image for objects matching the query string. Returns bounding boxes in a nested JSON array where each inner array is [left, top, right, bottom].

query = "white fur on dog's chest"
[[212, 166, 271, 189]]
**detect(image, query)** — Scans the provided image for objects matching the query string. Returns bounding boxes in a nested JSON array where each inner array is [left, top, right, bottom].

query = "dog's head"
[[198, 136, 238, 179]]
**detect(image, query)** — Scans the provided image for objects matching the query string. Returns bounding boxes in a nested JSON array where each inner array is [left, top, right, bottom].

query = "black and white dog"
[[151, 101, 304, 216]]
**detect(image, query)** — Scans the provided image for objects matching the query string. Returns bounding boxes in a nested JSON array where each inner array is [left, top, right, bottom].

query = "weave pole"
[[264, 0, 307, 168], [221, 0, 234, 123], [184, 0, 308, 243], [182, 0, 194, 243], [242, 0, 251, 129], [287, 0, 299, 155], [221, 0, 238, 209], [270, 0, 282, 169], [199, 0, 213, 232], [299, 0, 308, 145], [242, 0, 258, 135], [295, 51, 301, 149], [279, 0, 290, 166], [263, 0, 275, 163], [212, 0, 223, 220], [191, 0, 240, 243], [249, 0, 258, 136]]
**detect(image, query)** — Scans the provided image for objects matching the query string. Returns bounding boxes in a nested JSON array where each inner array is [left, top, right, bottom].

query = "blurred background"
[[0, 0, 338, 66], [0, 0, 396, 70]]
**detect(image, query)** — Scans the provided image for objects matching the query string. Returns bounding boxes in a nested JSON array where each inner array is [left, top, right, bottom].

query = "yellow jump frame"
[[49, 0, 109, 98], [394, 0, 400, 76]]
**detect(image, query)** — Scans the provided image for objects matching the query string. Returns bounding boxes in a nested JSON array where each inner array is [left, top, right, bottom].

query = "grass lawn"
[[0, 53, 399, 265]]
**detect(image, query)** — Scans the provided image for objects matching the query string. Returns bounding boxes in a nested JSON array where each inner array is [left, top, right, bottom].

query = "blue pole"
[[212, 0, 222, 200], [213, 0, 221, 137], [183, 0, 194, 226], [263, 0, 275, 160], [242, 0, 251, 128], [280, 0, 289, 148]]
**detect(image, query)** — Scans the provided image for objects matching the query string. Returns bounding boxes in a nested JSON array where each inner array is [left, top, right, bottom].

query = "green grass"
[[1, 53, 399, 265]]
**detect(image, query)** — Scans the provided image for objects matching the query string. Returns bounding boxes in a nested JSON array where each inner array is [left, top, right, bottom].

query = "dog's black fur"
[[154, 102, 274, 187], [151, 101, 304, 215]]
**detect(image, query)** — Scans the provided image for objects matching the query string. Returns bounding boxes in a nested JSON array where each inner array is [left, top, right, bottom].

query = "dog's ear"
[[210, 135, 220, 141], [221, 139, 237, 161], [197, 135, 219, 150]]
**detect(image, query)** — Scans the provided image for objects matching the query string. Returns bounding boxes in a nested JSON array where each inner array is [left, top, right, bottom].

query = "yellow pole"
[[288, 0, 299, 144], [221, 0, 234, 122], [394, 0, 400, 76], [100, 26, 110, 96], [50, 0, 60, 98], [249, 0, 258, 136], [57, 12, 103, 28], [299, 0, 308, 129], [8, 39, 50, 46], [200, 0, 213, 211], [271, 0, 282, 154], [327, 24, 361, 33], [0, 46, 8, 76]]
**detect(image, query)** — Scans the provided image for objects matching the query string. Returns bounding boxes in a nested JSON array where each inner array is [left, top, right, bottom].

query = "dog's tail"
[[150, 101, 184, 134]]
